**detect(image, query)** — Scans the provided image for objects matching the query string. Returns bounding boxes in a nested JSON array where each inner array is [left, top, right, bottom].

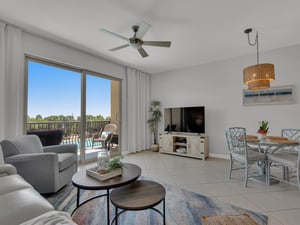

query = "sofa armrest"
[[5, 153, 60, 193], [0, 163, 17, 175], [5, 152, 58, 164], [43, 144, 78, 154]]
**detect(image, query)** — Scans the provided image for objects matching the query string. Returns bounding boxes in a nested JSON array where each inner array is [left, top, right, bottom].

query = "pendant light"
[[243, 28, 275, 90]]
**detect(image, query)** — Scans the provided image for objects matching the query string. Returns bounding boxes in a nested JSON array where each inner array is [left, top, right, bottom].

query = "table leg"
[[115, 207, 118, 225], [76, 188, 80, 207], [107, 189, 110, 225], [163, 198, 166, 225]]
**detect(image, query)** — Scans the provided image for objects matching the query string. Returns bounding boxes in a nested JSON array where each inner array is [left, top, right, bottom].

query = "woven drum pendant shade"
[[243, 63, 275, 90]]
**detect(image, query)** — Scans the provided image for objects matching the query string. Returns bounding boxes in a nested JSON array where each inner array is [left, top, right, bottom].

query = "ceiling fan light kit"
[[243, 28, 275, 90], [101, 22, 171, 58]]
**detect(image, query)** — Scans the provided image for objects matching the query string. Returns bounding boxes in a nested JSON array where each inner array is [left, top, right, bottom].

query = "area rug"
[[45, 178, 268, 225], [202, 213, 260, 225]]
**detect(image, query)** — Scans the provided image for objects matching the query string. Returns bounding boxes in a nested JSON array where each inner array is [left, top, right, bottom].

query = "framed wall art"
[[243, 85, 295, 106]]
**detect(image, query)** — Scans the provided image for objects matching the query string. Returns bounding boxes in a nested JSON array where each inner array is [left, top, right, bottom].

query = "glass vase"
[[97, 149, 110, 171]]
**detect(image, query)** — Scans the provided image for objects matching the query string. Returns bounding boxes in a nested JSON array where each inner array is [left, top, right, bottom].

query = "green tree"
[[35, 115, 43, 120]]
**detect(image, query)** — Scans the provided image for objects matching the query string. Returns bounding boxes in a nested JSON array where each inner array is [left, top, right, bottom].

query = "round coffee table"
[[110, 180, 166, 225], [72, 163, 141, 225]]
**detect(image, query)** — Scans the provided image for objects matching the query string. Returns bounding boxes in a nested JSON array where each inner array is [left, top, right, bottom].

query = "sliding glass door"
[[85, 74, 111, 160], [26, 57, 120, 163]]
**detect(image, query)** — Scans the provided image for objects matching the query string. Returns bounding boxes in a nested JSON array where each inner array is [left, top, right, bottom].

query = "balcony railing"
[[26, 120, 110, 148]]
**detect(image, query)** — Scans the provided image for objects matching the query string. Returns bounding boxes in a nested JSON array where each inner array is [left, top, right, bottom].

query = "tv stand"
[[159, 133, 209, 160]]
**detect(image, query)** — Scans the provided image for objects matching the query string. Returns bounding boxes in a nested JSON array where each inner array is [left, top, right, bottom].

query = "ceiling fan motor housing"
[[129, 37, 143, 49]]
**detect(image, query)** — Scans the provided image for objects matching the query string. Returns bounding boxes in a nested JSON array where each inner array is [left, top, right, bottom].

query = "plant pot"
[[151, 144, 159, 152], [257, 133, 266, 140]]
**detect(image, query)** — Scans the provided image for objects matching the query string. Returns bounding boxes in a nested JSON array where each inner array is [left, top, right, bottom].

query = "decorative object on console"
[[243, 28, 275, 90], [147, 100, 162, 151]]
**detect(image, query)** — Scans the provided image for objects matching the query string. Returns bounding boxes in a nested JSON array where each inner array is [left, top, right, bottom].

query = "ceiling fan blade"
[[135, 21, 151, 39], [109, 44, 130, 51], [138, 47, 148, 58], [143, 41, 171, 47], [100, 28, 129, 41]]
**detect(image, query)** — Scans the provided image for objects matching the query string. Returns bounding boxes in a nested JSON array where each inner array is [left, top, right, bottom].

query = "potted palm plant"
[[147, 100, 162, 151]]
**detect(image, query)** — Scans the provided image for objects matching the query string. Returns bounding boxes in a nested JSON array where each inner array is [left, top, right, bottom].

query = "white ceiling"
[[1, 0, 300, 74]]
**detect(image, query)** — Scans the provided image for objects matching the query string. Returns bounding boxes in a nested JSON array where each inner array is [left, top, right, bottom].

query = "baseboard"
[[209, 153, 230, 160]]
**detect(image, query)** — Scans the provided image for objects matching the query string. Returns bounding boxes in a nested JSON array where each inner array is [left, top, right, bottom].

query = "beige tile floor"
[[81, 150, 300, 225]]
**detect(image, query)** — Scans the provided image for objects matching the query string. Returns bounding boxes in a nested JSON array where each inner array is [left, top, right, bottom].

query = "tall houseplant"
[[147, 100, 162, 151]]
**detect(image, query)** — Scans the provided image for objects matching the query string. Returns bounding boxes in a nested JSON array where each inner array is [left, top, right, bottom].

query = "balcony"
[[26, 120, 111, 149]]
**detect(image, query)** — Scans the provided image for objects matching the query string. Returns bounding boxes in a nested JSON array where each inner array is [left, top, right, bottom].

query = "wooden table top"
[[110, 180, 166, 210], [72, 163, 141, 190]]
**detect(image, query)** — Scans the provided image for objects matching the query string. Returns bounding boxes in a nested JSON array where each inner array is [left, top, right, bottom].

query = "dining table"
[[246, 135, 299, 184]]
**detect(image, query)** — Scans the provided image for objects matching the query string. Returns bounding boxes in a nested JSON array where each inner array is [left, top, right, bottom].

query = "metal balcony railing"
[[26, 120, 110, 148]]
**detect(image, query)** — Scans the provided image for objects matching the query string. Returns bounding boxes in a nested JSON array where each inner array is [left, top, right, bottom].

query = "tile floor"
[[81, 150, 300, 225]]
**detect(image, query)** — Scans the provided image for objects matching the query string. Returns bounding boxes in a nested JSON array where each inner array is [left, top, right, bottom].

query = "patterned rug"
[[45, 178, 268, 225]]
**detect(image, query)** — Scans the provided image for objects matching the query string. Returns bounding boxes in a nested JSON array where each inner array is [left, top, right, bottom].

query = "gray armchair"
[[0, 135, 77, 194]]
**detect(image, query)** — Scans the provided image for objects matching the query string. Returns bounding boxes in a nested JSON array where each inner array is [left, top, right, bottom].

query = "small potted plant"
[[107, 156, 125, 172], [147, 100, 162, 152], [257, 120, 269, 139]]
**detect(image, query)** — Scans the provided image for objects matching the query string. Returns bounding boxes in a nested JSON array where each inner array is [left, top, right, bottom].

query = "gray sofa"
[[0, 149, 76, 225], [0, 135, 77, 193]]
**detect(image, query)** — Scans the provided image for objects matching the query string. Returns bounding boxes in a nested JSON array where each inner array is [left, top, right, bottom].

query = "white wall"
[[151, 45, 300, 157]]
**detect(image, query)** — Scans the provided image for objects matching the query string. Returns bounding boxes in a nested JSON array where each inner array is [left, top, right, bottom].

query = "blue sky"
[[28, 61, 111, 118]]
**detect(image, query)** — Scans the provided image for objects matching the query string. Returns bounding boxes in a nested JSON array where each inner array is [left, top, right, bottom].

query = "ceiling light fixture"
[[243, 28, 275, 90]]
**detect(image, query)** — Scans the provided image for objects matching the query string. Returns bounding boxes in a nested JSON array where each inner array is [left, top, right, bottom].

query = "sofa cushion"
[[58, 153, 77, 171], [101, 131, 111, 139], [0, 188, 54, 225], [0, 174, 32, 195]]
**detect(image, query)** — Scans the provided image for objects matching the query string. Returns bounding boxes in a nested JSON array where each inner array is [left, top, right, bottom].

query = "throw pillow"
[[101, 131, 111, 139]]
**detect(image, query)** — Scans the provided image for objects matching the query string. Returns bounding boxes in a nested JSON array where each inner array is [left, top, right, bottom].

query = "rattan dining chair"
[[226, 127, 267, 187]]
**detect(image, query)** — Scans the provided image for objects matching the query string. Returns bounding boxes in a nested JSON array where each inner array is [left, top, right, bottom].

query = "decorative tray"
[[86, 167, 122, 181]]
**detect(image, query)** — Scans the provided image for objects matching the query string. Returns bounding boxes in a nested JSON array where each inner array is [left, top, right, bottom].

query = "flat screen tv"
[[164, 106, 205, 134]]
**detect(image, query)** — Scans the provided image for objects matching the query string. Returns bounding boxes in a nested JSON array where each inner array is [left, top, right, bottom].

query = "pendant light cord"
[[245, 29, 259, 64]]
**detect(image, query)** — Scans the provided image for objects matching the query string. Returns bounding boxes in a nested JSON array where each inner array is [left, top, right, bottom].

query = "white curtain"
[[124, 67, 151, 154], [0, 21, 23, 140]]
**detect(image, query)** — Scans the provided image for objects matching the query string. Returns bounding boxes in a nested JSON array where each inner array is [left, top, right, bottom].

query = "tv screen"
[[164, 106, 205, 134]]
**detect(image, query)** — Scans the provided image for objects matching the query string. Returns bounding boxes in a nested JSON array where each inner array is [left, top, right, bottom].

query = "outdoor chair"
[[0, 135, 78, 193], [225, 127, 267, 187], [92, 123, 118, 149]]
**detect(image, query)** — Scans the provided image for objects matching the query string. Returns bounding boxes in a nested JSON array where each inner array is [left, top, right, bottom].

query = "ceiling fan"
[[100, 22, 171, 58]]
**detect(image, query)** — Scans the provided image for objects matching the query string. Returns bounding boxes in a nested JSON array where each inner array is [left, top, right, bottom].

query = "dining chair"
[[267, 129, 300, 186], [267, 150, 300, 188], [282, 129, 300, 151], [225, 127, 267, 187]]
